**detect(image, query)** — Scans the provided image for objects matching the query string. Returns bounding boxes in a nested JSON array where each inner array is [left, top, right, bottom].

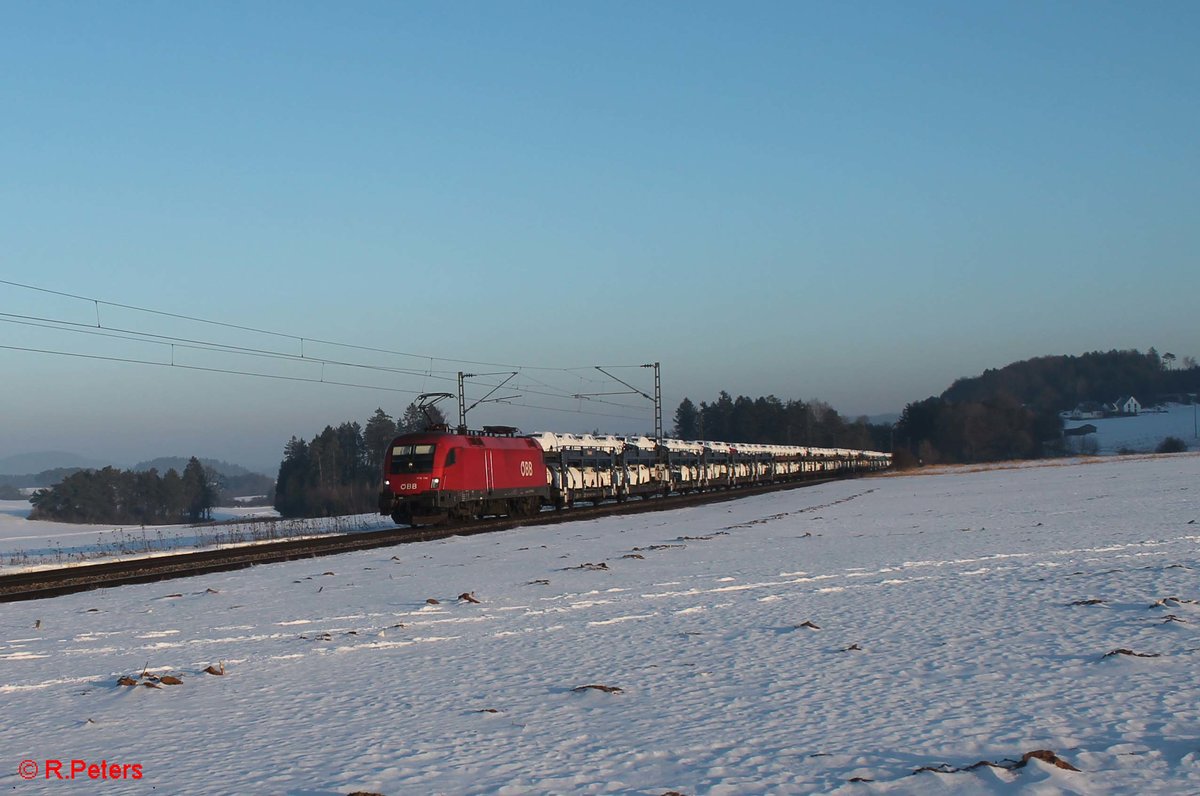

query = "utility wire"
[[0, 343, 422, 394], [0, 343, 655, 424], [1, 278, 661, 422], [1, 311, 653, 413], [0, 278, 635, 373], [0, 314, 455, 378]]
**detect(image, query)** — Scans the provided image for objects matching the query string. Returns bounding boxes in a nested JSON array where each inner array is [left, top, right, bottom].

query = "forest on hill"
[[940, 349, 1199, 413], [896, 348, 1199, 465]]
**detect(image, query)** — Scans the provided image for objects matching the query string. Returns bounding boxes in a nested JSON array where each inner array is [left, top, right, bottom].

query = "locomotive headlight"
[[384, 479, 390, 486], [431, 478, 441, 489]]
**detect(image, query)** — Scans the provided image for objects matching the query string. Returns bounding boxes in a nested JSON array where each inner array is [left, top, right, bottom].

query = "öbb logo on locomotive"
[[378, 425, 891, 527]]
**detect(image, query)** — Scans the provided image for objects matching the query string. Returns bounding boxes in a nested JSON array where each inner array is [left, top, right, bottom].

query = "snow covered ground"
[[1064, 403, 1198, 454], [0, 502, 393, 572], [2, 454, 1199, 795]]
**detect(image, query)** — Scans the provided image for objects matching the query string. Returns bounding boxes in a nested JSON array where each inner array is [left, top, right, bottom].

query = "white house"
[[1112, 396, 1141, 415]]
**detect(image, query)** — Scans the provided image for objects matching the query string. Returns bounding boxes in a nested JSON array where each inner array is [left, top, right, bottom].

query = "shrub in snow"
[[1156, 436, 1187, 454]]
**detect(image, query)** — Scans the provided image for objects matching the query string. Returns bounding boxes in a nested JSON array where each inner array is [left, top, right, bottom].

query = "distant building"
[[1112, 396, 1141, 416], [1066, 401, 1107, 421]]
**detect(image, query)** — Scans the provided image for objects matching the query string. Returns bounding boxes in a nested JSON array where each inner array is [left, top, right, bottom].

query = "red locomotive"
[[378, 426, 549, 525]]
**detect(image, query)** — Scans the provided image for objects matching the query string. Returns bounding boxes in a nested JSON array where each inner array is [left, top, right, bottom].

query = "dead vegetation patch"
[[1102, 648, 1160, 659], [621, 553, 645, 559], [1070, 599, 1106, 606], [914, 749, 1079, 775], [204, 662, 226, 676], [458, 592, 481, 604], [526, 579, 550, 586], [795, 621, 821, 630], [564, 562, 609, 571], [572, 684, 622, 694], [117, 668, 184, 688], [1151, 596, 1197, 608]]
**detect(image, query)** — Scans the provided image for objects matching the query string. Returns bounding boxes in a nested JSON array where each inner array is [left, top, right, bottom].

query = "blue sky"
[[2, 1, 1197, 472]]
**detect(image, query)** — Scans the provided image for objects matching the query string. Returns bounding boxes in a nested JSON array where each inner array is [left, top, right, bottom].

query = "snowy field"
[[1064, 403, 1198, 454], [2, 454, 1199, 795]]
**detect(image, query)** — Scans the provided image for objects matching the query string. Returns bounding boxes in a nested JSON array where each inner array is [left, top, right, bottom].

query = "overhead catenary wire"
[[0, 341, 653, 424], [0, 313, 653, 413], [0, 343, 423, 395], [0, 278, 661, 426], [0, 278, 641, 373]]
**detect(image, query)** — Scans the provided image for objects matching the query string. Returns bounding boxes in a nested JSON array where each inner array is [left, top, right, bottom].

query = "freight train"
[[378, 425, 891, 526]]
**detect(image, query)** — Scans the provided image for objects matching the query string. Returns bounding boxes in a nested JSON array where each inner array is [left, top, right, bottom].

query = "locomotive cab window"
[[390, 444, 436, 474], [444, 448, 457, 467]]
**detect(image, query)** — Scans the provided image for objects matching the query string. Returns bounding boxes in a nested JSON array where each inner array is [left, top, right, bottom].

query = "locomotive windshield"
[[390, 444, 436, 474]]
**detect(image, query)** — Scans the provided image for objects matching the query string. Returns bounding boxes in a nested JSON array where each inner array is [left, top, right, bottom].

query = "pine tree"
[[398, 401, 446, 433], [181, 457, 215, 522], [363, 408, 397, 476], [672, 397, 698, 439], [274, 437, 311, 518], [162, 468, 185, 521]]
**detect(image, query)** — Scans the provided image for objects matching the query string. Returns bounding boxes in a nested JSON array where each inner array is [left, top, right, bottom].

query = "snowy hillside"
[[1064, 403, 1197, 454], [2, 454, 1199, 795]]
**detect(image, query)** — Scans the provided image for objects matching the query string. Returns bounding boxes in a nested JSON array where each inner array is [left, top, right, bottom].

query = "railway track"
[[0, 475, 844, 603]]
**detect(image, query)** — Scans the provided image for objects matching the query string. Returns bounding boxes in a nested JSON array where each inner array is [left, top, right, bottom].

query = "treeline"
[[274, 403, 444, 518], [672, 392, 891, 451], [894, 395, 1060, 466], [5, 462, 272, 506], [134, 457, 275, 503], [942, 348, 1200, 414], [28, 458, 217, 525]]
